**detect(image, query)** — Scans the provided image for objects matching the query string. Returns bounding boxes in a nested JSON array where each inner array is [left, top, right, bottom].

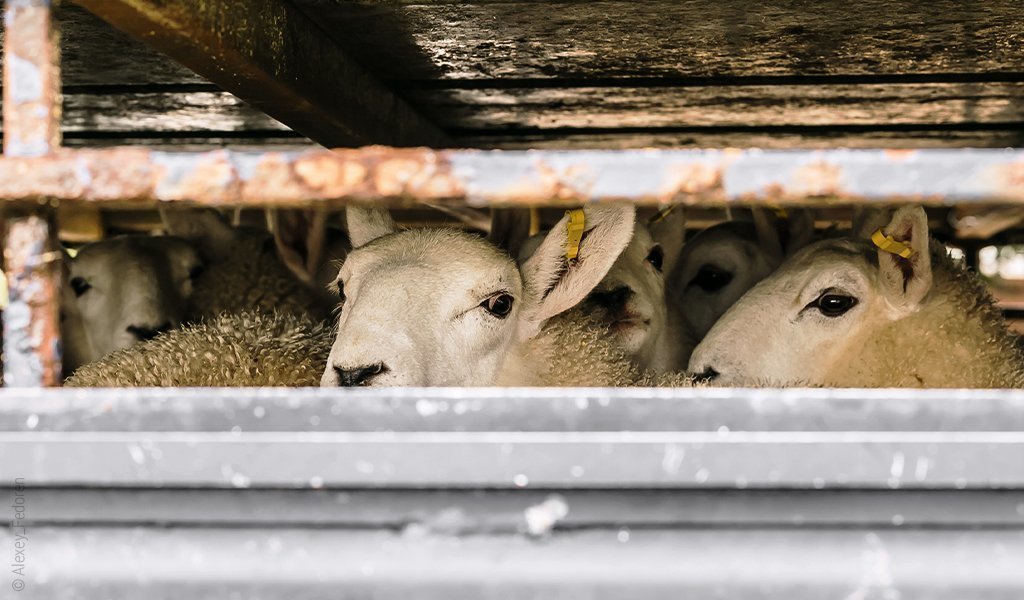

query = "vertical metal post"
[[3, 0, 62, 386]]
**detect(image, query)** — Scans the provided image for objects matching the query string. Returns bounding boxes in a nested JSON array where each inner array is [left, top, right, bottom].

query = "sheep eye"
[[645, 245, 664, 271], [336, 280, 345, 300], [690, 265, 733, 292], [188, 265, 205, 280], [70, 276, 91, 297], [812, 293, 858, 318], [481, 293, 514, 318]]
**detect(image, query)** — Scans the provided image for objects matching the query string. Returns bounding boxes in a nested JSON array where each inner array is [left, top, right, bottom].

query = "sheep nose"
[[126, 322, 172, 341], [590, 286, 632, 310], [693, 367, 720, 383], [333, 363, 388, 387]]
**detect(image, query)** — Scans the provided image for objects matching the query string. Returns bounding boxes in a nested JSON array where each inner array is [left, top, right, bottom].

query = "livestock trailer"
[[1, 1, 1024, 598]]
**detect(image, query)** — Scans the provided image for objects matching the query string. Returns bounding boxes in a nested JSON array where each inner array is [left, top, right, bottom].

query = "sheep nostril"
[[590, 286, 633, 310], [694, 367, 720, 383], [333, 363, 389, 387], [127, 324, 166, 342]]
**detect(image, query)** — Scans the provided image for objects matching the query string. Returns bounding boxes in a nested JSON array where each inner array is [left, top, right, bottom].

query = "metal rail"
[[0, 146, 1023, 207]]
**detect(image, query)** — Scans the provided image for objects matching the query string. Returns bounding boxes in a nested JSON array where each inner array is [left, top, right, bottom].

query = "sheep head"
[[688, 206, 943, 386], [321, 204, 636, 387]]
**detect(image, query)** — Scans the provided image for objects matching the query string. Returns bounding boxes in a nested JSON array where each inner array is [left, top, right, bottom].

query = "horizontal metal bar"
[[10, 488, 1024, 529], [2, 432, 1023, 489], [0, 147, 1021, 206], [4, 527, 1023, 598], [2, 387, 1023, 433], [3, 389, 1022, 489]]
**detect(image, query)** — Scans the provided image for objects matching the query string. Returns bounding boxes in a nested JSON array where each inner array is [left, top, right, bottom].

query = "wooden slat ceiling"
[[13, 1, 1024, 150]]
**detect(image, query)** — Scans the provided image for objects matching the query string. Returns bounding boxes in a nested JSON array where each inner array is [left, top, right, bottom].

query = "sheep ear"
[[268, 208, 330, 286], [346, 207, 397, 248], [875, 206, 932, 307], [519, 205, 636, 334], [785, 208, 816, 255], [488, 208, 535, 258], [751, 207, 784, 261], [648, 205, 686, 276], [159, 207, 237, 260]]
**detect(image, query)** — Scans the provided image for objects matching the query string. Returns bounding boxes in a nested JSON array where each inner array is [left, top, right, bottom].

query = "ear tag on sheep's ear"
[[0, 268, 7, 310], [565, 209, 586, 260], [648, 205, 677, 225], [871, 228, 914, 258], [768, 205, 788, 219]]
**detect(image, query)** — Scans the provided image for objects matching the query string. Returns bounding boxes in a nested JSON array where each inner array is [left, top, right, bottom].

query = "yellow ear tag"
[[648, 205, 677, 225], [871, 228, 914, 258], [769, 205, 789, 219], [565, 209, 586, 260], [0, 269, 7, 310]]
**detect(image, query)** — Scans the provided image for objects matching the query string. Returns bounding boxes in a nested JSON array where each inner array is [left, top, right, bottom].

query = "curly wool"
[[188, 234, 331, 322], [65, 311, 334, 387], [501, 308, 694, 387]]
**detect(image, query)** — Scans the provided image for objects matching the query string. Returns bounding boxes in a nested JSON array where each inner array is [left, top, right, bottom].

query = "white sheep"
[[689, 206, 1024, 388], [61, 235, 204, 374], [160, 207, 339, 320], [67, 206, 692, 388], [517, 210, 689, 373], [668, 208, 815, 361], [65, 310, 333, 387], [322, 205, 692, 387]]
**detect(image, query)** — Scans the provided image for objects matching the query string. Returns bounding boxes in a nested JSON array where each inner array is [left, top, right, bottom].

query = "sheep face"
[[670, 221, 781, 343], [62, 236, 203, 373], [579, 224, 667, 366], [322, 229, 524, 387], [323, 205, 636, 387], [689, 207, 931, 386]]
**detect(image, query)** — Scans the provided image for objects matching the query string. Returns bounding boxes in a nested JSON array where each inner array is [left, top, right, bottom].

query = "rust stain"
[[4, 215, 61, 386], [3, 1, 61, 157], [661, 162, 724, 202], [789, 160, 847, 198], [294, 152, 367, 197], [241, 153, 306, 204], [883, 149, 919, 161]]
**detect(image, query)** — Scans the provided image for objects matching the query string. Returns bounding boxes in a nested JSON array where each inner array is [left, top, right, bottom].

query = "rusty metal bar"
[[3, 216, 62, 386], [71, 0, 449, 148], [0, 147, 1022, 207], [3, 0, 61, 156]]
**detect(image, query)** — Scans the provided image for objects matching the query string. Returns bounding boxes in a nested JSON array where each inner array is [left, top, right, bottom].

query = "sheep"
[[68, 205, 692, 389], [667, 208, 814, 361], [689, 206, 1024, 388], [160, 208, 337, 320], [322, 205, 694, 387], [65, 310, 333, 387], [61, 235, 204, 374], [517, 210, 689, 373]]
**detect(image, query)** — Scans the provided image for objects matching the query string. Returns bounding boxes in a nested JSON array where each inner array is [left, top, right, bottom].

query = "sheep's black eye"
[[690, 265, 733, 292], [813, 293, 858, 318], [70, 276, 91, 297], [645, 245, 664, 271], [336, 280, 345, 300], [481, 293, 514, 318], [188, 265, 205, 280]]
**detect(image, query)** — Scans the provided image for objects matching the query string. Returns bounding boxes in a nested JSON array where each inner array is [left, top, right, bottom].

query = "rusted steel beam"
[[71, 0, 449, 149], [3, 215, 62, 387], [3, 0, 61, 156], [0, 147, 1023, 207]]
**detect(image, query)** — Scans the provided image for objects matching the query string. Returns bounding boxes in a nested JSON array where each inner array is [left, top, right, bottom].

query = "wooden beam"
[[71, 0, 450, 148]]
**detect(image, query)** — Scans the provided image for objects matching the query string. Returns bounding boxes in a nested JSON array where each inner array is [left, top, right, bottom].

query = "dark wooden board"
[[297, 0, 1024, 81], [413, 83, 1024, 129]]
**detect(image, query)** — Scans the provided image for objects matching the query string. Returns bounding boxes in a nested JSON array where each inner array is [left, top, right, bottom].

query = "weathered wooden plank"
[[72, 0, 450, 148], [459, 128, 1024, 149], [58, 91, 289, 133], [297, 0, 1024, 81], [0, 4, 204, 85], [413, 83, 1024, 129]]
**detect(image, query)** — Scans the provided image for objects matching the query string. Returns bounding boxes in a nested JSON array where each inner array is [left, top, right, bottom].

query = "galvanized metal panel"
[[1, 388, 1023, 489], [3, 527, 1023, 599]]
